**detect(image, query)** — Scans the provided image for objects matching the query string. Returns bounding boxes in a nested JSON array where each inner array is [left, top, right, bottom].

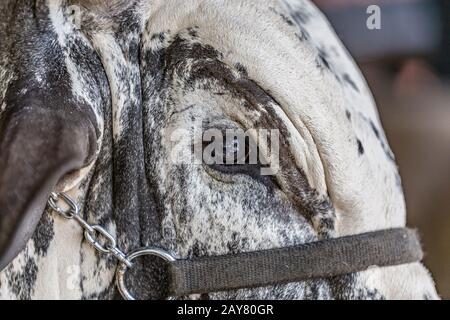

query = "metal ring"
[[115, 247, 176, 301]]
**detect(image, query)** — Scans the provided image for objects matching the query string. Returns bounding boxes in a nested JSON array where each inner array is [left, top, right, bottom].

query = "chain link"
[[48, 192, 133, 268]]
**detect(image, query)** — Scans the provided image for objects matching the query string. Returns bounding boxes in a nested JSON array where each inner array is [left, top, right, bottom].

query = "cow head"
[[0, 0, 439, 300]]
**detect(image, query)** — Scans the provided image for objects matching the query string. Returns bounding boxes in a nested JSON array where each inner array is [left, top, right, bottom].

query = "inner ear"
[[0, 95, 97, 270]]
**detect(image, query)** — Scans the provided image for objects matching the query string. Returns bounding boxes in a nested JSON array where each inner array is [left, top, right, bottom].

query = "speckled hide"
[[0, 0, 438, 300]]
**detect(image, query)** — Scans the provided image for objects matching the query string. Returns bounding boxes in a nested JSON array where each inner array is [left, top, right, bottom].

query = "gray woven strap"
[[168, 228, 423, 296]]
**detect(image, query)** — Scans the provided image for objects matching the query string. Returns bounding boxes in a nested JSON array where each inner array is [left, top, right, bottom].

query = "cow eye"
[[200, 127, 280, 187], [202, 131, 254, 167]]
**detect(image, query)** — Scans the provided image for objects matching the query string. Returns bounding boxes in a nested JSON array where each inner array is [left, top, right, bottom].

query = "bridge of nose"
[[0, 0, 108, 276]]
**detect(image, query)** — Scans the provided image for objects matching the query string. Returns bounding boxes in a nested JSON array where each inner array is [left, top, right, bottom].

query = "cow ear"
[[0, 97, 97, 270]]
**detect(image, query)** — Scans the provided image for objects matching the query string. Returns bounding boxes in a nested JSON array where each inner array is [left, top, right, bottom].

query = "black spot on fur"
[[423, 293, 434, 300], [343, 74, 359, 92], [357, 139, 365, 155], [290, 8, 311, 25], [235, 63, 248, 76], [9, 257, 38, 299], [269, 7, 295, 26], [318, 55, 330, 70], [370, 120, 380, 138], [317, 49, 331, 71], [346, 110, 352, 121], [295, 29, 310, 42], [356, 287, 385, 300], [31, 212, 55, 256], [151, 32, 166, 42], [187, 26, 199, 38]]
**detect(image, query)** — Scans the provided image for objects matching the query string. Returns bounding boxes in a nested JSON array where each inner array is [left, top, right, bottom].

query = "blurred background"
[[313, 0, 449, 298]]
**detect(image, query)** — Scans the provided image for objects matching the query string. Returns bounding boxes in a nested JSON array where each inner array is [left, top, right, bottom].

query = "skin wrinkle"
[[0, 0, 439, 300]]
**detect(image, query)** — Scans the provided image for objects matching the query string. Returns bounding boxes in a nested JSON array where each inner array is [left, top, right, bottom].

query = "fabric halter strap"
[[166, 228, 422, 296]]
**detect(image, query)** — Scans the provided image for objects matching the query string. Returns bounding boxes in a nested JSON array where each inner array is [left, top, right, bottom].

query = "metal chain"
[[47, 191, 177, 300], [48, 192, 133, 268]]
